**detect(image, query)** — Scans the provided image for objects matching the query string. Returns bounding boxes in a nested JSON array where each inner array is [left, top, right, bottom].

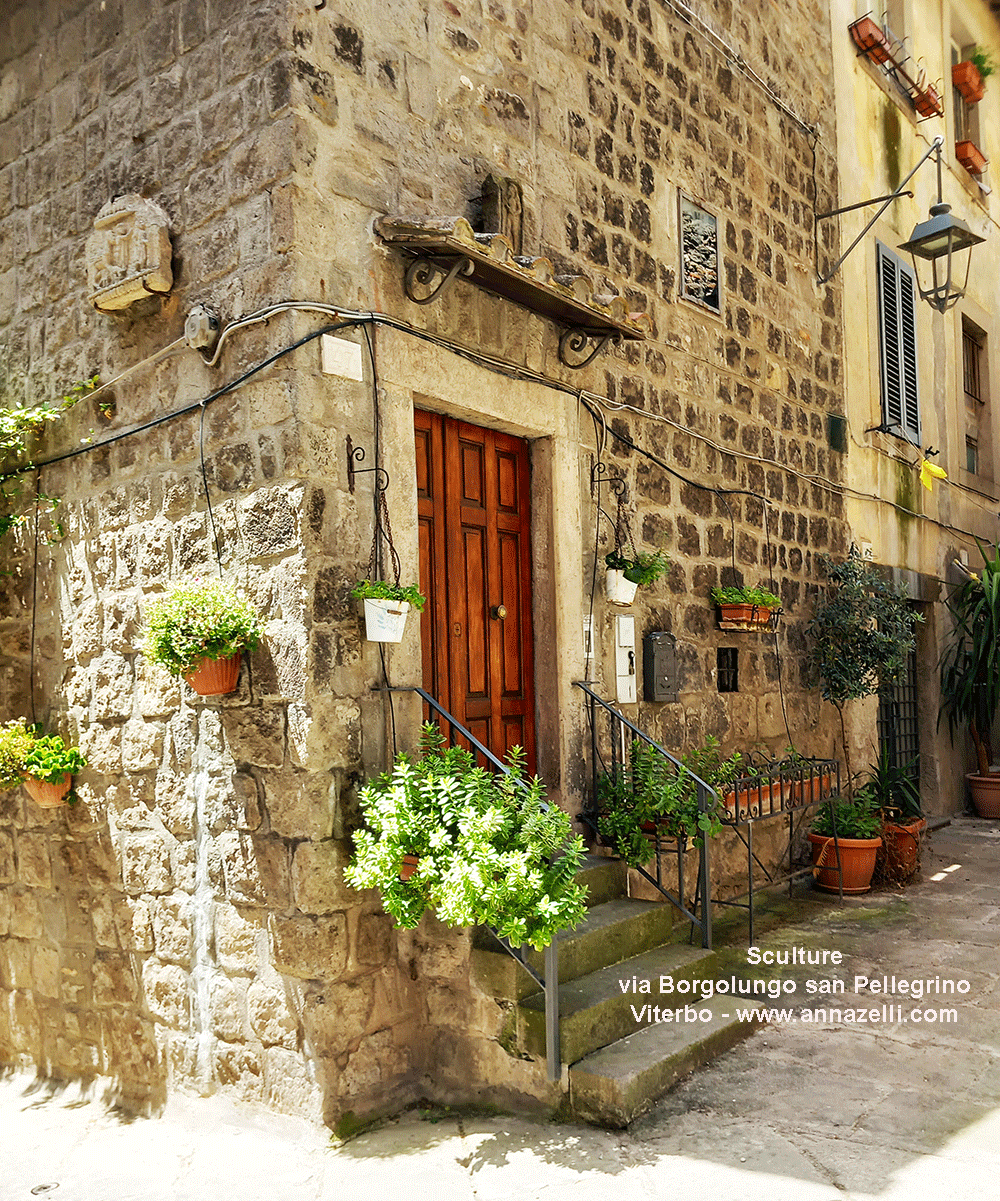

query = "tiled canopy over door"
[[415, 410, 537, 774]]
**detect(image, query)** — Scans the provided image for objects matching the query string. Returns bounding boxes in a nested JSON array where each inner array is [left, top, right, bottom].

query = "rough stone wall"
[[1, 0, 848, 1127]]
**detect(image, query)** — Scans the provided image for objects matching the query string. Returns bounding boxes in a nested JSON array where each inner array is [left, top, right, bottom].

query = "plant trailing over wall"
[[806, 550, 922, 790], [939, 540, 1000, 777], [598, 737, 732, 867], [604, 548, 670, 587], [345, 724, 587, 950], [1, 362, 98, 548], [0, 721, 87, 804], [349, 580, 427, 609], [143, 579, 263, 677]]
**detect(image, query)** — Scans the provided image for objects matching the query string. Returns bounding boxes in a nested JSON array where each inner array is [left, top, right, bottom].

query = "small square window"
[[717, 647, 739, 693], [967, 436, 979, 474], [679, 193, 720, 313]]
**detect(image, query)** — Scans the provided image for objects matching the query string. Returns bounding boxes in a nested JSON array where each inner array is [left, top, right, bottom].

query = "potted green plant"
[[0, 720, 87, 807], [711, 585, 781, 628], [806, 550, 921, 791], [808, 794, 883, 894], [143, 579, 263, 696], [940, 543, 1000, 817], [598, 736, 729, 866], [345, 724, 587, 950], [351, 580, 427, 642], [604, 549, 669, 606], [857, 745, 925, 878], [953, 47, 995, 103]]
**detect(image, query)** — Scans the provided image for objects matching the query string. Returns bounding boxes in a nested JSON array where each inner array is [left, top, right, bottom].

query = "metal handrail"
[[573, 680, 713, 949], [386, 686, 560, 1081]]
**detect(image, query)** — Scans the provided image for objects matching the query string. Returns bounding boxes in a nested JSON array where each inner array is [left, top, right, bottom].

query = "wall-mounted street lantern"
[[817, 137, 985, 311]]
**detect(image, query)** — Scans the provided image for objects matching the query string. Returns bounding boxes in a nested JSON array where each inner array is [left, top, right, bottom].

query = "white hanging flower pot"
[[605, 569, 638, 606], [363, 597, 410, 642]]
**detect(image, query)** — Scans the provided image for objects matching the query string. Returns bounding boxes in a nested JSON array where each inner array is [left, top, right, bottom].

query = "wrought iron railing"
[[573, 680, 714, 949], [387, 686, 560, 1082]]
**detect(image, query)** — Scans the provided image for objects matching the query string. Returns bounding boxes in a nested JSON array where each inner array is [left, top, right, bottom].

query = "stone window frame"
[[677, 190, 722, 317]]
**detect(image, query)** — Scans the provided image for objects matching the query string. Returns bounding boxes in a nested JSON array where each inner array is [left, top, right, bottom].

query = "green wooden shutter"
[[877, 244, 921, 442]]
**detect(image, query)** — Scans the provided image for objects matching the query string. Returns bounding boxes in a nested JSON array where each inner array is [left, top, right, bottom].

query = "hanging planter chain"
[[347, 437, 401, 587]]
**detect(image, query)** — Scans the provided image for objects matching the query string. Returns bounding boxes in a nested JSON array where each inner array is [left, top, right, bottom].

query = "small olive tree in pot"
[[806, 550, 922, 791]]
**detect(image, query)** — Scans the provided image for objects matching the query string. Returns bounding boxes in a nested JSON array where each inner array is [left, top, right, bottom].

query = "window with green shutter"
[[877, 244, 921, 442]]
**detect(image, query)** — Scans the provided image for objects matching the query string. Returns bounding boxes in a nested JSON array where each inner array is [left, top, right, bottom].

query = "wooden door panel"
[[416, 409, 535, 773]]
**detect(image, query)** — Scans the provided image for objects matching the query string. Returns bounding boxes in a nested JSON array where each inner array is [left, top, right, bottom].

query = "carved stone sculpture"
[[481, 173, 524, 256], [86, 195, 173, 311]]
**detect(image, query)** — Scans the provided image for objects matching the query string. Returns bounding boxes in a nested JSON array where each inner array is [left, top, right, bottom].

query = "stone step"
[[569, 994, 764, 1128], [518, 943, 718, 1064], [577, 854, 627, 907], [471, 897, 675, 1001]]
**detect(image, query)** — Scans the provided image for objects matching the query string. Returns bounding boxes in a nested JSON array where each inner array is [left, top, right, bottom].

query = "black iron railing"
[[573, 681, 714, 949], [387, 686, 561, 1082]]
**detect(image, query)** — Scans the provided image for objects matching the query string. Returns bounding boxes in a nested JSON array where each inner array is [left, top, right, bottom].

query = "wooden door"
[[414, 409, 536, 773]]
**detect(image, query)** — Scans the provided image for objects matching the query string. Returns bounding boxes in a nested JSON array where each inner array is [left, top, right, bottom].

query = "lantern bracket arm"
[[815, 137, 944, 285]]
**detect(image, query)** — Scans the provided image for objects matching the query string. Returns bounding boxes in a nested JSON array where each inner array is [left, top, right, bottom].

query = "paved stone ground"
[[2, 817, 998, 1200]]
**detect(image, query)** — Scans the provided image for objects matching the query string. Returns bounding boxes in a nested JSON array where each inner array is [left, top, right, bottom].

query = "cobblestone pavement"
[[2, 817, 998, 1201]]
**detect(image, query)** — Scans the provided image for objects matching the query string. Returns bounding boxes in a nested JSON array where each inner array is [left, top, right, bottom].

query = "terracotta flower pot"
[[913, 84, 944, 118], [184, 653, 242, 696], [956, 140, 988, 175], [882, 818, 927, 874], [23, 775, 72, 808], [952, 60, 985, 104], [849, 16, 893, 65], [399, 854, 420, 881], [967, 773, 1000, 819], [717, 603, 773, 629], [808, 832, 882, 894]]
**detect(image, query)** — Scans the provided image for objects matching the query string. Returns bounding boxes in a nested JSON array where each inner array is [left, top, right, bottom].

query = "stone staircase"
[[471, 855, 761, 1127]]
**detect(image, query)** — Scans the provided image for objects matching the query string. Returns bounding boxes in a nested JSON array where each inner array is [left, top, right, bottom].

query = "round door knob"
[[491, 604, 508, 620]]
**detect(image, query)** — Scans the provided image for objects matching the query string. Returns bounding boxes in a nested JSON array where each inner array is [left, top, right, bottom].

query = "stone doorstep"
[[569, 994, 764, 1128], [471, 897, 676, 1001], [518, 943, 718, 1064], [576, 854, 628, 908]]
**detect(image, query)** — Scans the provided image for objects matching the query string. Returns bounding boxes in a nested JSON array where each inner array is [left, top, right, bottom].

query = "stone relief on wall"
[[85, 195, 173, 311], [480, 173, 524, 256]]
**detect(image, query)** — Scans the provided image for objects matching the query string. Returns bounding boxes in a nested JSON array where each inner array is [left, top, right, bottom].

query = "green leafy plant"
[[605, 548, 670, 586], [598, 736, 731, 867], [969, 46, 997, 81], [350, 580, 427, 610], [143, 579, 263, 677], [345, 724, 587, 950], [711, 585, 781, 608], [0, 721, 87, 802], [940, 541, 1000, 777], [856, 744, 922, 822], [806, 550, 922, 790], [810, 793, 883, 840], [1, 366, 99, 547]]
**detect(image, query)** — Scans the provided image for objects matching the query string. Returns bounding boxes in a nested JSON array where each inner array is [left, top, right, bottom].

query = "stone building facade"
[[1, 0, 854, 1126]]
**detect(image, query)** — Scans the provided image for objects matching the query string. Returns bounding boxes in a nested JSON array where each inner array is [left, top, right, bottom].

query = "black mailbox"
[[643, 631, 678, 703]]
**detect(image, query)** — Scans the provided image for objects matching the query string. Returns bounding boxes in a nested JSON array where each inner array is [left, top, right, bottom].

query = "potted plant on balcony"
[[711, 584, 781, 628], [351, 579, 426, 642], [0, 720, 87, 807], [143, 578, 263, 696], [956, 140, 989, 175], [848, 15, 894, 65], [808, 794, 883, 894], [940, 542, 1000, 818], [954, 47, 996, 103], [345, 724, 587, 950], [604, 548, 670, 606]]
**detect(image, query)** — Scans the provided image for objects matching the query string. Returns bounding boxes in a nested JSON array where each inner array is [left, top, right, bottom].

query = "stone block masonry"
[[0, 0, 848, 1130]]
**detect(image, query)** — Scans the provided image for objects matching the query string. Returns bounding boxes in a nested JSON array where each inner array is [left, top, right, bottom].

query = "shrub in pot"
[[144, 579, 263, 696], [345, 724, 587, 950], [940, 542, 1000, 817], [859, 744, 925, 879], [808, 794, 882, 894], [0, 720, 87, 807], [604, 548, 669, 606], [351, 580, 426, 642]]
